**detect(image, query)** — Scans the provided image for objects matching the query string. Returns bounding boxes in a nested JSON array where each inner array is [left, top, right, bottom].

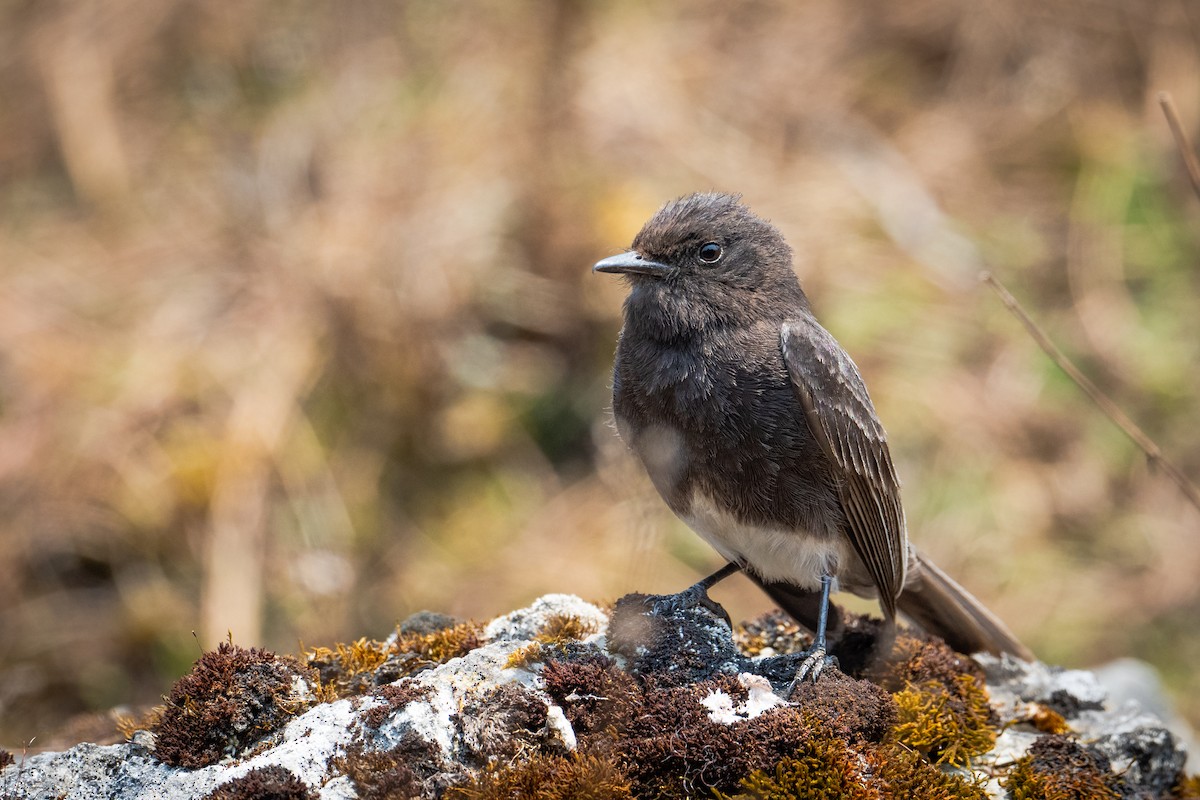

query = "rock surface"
[[0, 593, 1193, 799]]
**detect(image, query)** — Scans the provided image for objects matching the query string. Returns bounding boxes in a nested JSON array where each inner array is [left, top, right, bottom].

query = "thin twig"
[[981, 271, 1200, 514], [1158, 92, 1200, 204]]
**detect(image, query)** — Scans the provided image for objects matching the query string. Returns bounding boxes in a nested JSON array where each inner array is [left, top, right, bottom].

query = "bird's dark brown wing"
[[781, 316, 907, 618]]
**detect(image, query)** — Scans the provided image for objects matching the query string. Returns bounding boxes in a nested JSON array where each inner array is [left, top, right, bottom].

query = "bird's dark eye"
[[698, 242, 723, 263]]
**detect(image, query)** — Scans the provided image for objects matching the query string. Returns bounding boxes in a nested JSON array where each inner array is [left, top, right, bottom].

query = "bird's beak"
[[592, 251, 671, 277]]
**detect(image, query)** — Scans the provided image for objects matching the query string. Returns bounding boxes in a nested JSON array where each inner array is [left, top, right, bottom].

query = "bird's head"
[[593, 193, 805, 328]]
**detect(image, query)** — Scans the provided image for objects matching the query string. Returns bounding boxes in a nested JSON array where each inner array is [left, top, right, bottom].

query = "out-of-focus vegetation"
[[1, 0, 1198, 748]]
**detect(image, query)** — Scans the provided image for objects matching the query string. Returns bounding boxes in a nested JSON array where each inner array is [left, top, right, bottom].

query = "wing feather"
[[781, 317, 907, 617]]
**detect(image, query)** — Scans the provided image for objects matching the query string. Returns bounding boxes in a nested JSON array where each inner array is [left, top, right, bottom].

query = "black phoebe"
[[594, 192, 1031, 680]]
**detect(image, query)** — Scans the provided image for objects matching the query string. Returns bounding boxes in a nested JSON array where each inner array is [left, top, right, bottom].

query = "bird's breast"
[[682, 490, 848, 591], [613, 319, 851, 566]]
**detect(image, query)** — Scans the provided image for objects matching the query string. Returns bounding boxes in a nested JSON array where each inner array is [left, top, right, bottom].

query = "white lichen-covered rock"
[[0, 595, 606, 800], [482, 593, 608, 643], [974, 653, 1190, 799], [701, 673, 785, 724], [0, 699, 362, 800]]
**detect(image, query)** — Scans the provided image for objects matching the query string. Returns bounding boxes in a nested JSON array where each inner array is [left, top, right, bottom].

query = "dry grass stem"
[[1158, 92, 1200, 205], [982, 271, 1200, 515]]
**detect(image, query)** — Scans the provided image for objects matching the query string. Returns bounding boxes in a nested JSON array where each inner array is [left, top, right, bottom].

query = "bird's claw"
[[644, 585, 730, 625], [788, 646, 838, 692], [648, 584, 701, 614]]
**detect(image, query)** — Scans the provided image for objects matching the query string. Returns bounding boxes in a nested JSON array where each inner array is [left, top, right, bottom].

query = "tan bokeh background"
[[2, 0, 1199, 748]]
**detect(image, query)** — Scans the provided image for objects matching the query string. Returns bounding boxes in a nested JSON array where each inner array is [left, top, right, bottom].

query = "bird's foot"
[[643, 584, 730, 626], [788, 645, 838, 692]]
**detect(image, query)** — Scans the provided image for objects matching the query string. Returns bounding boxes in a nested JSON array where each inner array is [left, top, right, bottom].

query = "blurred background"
[[2, 0, 1199, 750]]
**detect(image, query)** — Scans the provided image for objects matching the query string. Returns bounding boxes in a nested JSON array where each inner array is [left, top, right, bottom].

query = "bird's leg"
[[648, 561, 741, 620], [790, 573, 839, 687], [691, 563, 744, 594]]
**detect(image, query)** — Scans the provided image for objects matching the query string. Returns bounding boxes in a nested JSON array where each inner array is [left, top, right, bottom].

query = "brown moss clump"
[[546, 663, 767, 797], [334, 737, 442, 800], [875, 633, 984, 691], [742, 672, 896, 789], [206, 765, 315, 800], [446, 753, 633, 800], [892, 674, 996, 766], [361, 679, 432, 729], [460, 684, 551, 764], [1002, 734, 1119, 799], [619, 677, 741, 794], [617, 674, 812, 798], [543, 655, 830, 795], [152, 643, 316, 769], [788, 668, 898, 745], [0, 748, 13, 769], [542, 652, 903, 800], [541, 656, 641, 741]]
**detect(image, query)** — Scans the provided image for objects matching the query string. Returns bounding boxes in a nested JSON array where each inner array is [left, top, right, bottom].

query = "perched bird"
[[594, 192, 1031, 680]]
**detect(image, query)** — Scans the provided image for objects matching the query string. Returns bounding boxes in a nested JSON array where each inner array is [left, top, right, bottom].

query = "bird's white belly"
[[681, 491, 847, 591]]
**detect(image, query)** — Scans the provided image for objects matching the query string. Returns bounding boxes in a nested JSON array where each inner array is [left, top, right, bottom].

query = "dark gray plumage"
[[594, 192, 1030, 664]]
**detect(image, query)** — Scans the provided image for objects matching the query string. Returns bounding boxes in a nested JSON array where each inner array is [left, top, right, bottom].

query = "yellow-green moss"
[[534, 613, 600, 646], [308, 638, 390, 679], [395, 620, 483, 663], [1174, 773, 1200, 798], [115, 705, 165, 740], [306, 638, 392, 697], [1029, 705, 1071, 735], [869, 743, 988, 799], [505, 642, 544, 670], [892, 675, 995, 766], [727, 738, 988, 800], [723, 738, 871, 800], [308, 621, 483, 697]]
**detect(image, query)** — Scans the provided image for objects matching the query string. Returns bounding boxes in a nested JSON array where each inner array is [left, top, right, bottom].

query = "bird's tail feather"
[[897, 548, 1032, 660]]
